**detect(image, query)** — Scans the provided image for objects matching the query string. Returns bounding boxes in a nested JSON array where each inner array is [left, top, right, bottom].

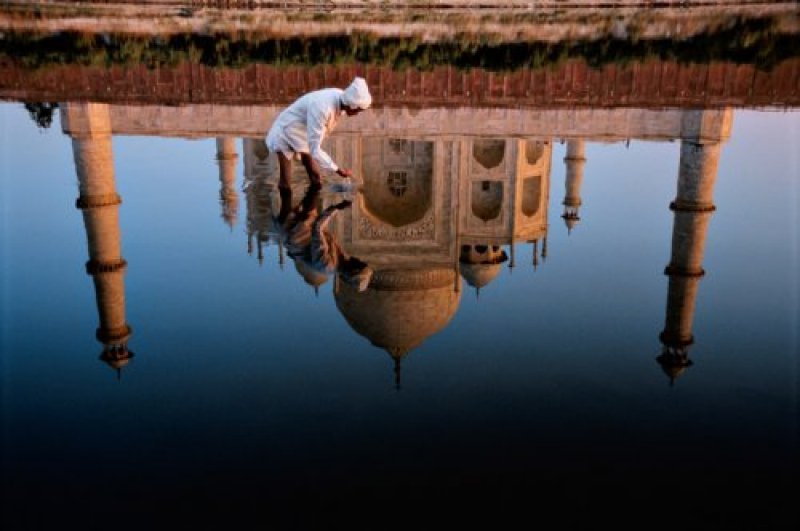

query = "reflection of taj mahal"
[[62, 102, 731, 385], [330, 135, 552, 386], [242, 132, 554, 385]]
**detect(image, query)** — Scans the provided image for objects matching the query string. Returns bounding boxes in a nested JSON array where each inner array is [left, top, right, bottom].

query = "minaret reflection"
[[244, 138, 316, 270], [562, 139, 586, 234], [657, 111, 729, 384], [216, 137, 239, 229], [66, 103, 133, 376], [243, 138, 277, 265]]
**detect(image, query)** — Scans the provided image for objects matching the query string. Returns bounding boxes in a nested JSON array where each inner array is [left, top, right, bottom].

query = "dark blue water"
[[1, 103, 797, 529]]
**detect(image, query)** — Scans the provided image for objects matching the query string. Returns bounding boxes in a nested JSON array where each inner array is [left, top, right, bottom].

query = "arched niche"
[[253, 139, 269, 161], [472, 139, 506, 170], [521, 175, 542, 217], [460, 244, 506, 264], [471, 180, 503, 222], [361, 139, 433, 228], [525, 141, 546, 165]]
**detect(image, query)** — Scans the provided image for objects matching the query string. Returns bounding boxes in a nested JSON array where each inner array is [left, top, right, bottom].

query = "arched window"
[[389, 139, 410, 155], [387, 171, 408, 197], [522, 176, 542, 217], [471, 181, 504, 222], [253, 139, 269, 161], [525, 141, 545, 165], [472, 139, 506, 170]]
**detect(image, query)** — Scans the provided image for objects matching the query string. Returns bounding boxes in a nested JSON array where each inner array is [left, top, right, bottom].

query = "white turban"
[[341, 77, 372, 110]]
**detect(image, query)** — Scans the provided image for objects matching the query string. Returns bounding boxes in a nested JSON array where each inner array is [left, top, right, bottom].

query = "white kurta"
[[265, 88, 344, 173]]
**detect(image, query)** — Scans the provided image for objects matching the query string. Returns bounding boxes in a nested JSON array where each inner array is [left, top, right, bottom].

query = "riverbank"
[[2, 0, 798, 73], [1, 1, 798, 43]]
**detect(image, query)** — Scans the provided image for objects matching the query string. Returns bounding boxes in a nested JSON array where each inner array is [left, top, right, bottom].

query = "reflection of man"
[[274, 186, 372, 292], [266, 77, 372, 189]]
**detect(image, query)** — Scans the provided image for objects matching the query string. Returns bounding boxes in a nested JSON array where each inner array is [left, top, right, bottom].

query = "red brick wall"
[[1, 59, 798, 107]]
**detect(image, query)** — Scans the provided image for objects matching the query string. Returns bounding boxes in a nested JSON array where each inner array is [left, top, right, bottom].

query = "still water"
[[1, 5, 799, 530], [3, 100, 797, 529]]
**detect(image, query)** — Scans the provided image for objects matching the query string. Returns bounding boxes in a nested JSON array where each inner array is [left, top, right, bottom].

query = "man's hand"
[[336, 168, 353, 178]]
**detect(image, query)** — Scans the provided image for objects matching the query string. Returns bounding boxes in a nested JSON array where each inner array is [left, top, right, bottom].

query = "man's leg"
[[277, 151, 293, 190], [300, 153, 322, 188]]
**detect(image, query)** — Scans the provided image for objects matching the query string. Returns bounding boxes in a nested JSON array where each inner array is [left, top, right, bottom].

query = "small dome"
[[659, 363, 690, 383], [459, 262, 502, 289], [460, 245, 508, 265], [563, 216, 580, 231], [103, 357, 132, 370], [656, 350, 693, 385], [293, 259, 329, 288], [99, 347, 133, 370], [335, 268, 461, 356]]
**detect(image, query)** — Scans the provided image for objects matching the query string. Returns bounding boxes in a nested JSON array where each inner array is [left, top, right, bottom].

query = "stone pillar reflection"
[[70, 103, 133, 375], [657, 133, 721, 384], [216, 137, 239, 229], [242, 138, 276, 265], [562, 139, 585, 234]]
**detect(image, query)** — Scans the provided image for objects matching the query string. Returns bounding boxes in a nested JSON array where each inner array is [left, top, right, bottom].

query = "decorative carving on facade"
[[85, 258, 128, 275], [95, 324, 133, 343], [358, 211, 435, 241], [669, 200, 716, 213], [369, 268, 455, 291], [664, 265, 706, 278], [386, 171, 408, 197], [75, 193, 122, 210], [386, 139, 415, 165]]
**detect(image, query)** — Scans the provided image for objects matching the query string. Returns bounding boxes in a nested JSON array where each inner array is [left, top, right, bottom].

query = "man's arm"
[[306, 102, 339, 174]]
